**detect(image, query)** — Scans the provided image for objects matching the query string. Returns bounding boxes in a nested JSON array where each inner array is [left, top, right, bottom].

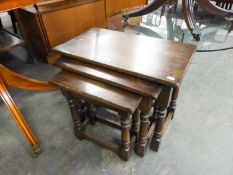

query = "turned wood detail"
[[136, 97, 153, 157], [168, 86, 179, 114], [86, 102, 97, 125], [119, 112, 131, 160], [51, 28, 195, 157], [62, 91, 83, 139], [131, 108, 140, 136], [50, 71, 142, 161], [150, 86, 172, 152], [152, 101, 159, 122], [150, 107, 167, 152], [0, 65, 56, 157]]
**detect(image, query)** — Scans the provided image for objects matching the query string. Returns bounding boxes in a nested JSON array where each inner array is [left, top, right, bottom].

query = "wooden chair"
[[123, 0, 177, 23], [213, 0, 233, 10], [183, 0, 233, 40]]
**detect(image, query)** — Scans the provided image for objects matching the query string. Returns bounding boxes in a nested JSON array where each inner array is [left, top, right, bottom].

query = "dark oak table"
[[53, 28, 196, 87], [52, 28, 196, 153]]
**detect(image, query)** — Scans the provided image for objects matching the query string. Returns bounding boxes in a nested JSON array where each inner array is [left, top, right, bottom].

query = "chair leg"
[[0, 79, 42, 157]]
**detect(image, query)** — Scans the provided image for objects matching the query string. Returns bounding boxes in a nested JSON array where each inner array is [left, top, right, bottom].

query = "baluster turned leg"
[[86, 102, 97, 125], [136, 98, 153, 157], [119, 112, 131, 161], [62, 91, 83, 140], [130, 108, 140, 137], [168, 86, 179, 119], [150, 87, 172, 152], [152, 101, 159, 122], [150, 107, 167, 152]]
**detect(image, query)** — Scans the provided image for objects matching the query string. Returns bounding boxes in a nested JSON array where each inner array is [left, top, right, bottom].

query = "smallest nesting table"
[[50, 70, 142, 161]]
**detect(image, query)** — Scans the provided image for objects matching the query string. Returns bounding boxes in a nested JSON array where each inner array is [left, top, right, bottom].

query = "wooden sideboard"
[[15, 0, 147, 63], [16, 0, 107, 62]]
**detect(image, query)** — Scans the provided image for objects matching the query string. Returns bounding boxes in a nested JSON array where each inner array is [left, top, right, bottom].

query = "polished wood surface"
[[52, 29, 193, 154], [54, 57, 162, 98], [0, 30, 24, 53], [16, 0, 107, 62], [50, 70, 142, 161], [53, 28, 196, 86], [0, 65, 56, 156], [15, 8, 49, 62], [0, 73, 41, 157], [53, 57, 164, 156], [50, 70, 141, 113], [22, 0, 100, 14], [0, 0, 39, 12], [41, 0, 106, 49], [0, 0, 57, 157]]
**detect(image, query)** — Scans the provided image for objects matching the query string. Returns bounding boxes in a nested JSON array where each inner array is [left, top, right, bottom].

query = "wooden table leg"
[[62, 91, 83, 140], [150, 86, 172, 152], [168, 86, 179, 119], [151, 101, 159, 122], [0, 78, 42, 157], [130, 108, 140, 137], [136, 97, 153, 157], [86, 102, 97, 125], [119, 112, 131, 161]]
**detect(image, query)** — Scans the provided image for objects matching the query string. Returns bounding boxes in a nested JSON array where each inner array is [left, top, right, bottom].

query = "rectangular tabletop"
[[53, 28, 196, 86]]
